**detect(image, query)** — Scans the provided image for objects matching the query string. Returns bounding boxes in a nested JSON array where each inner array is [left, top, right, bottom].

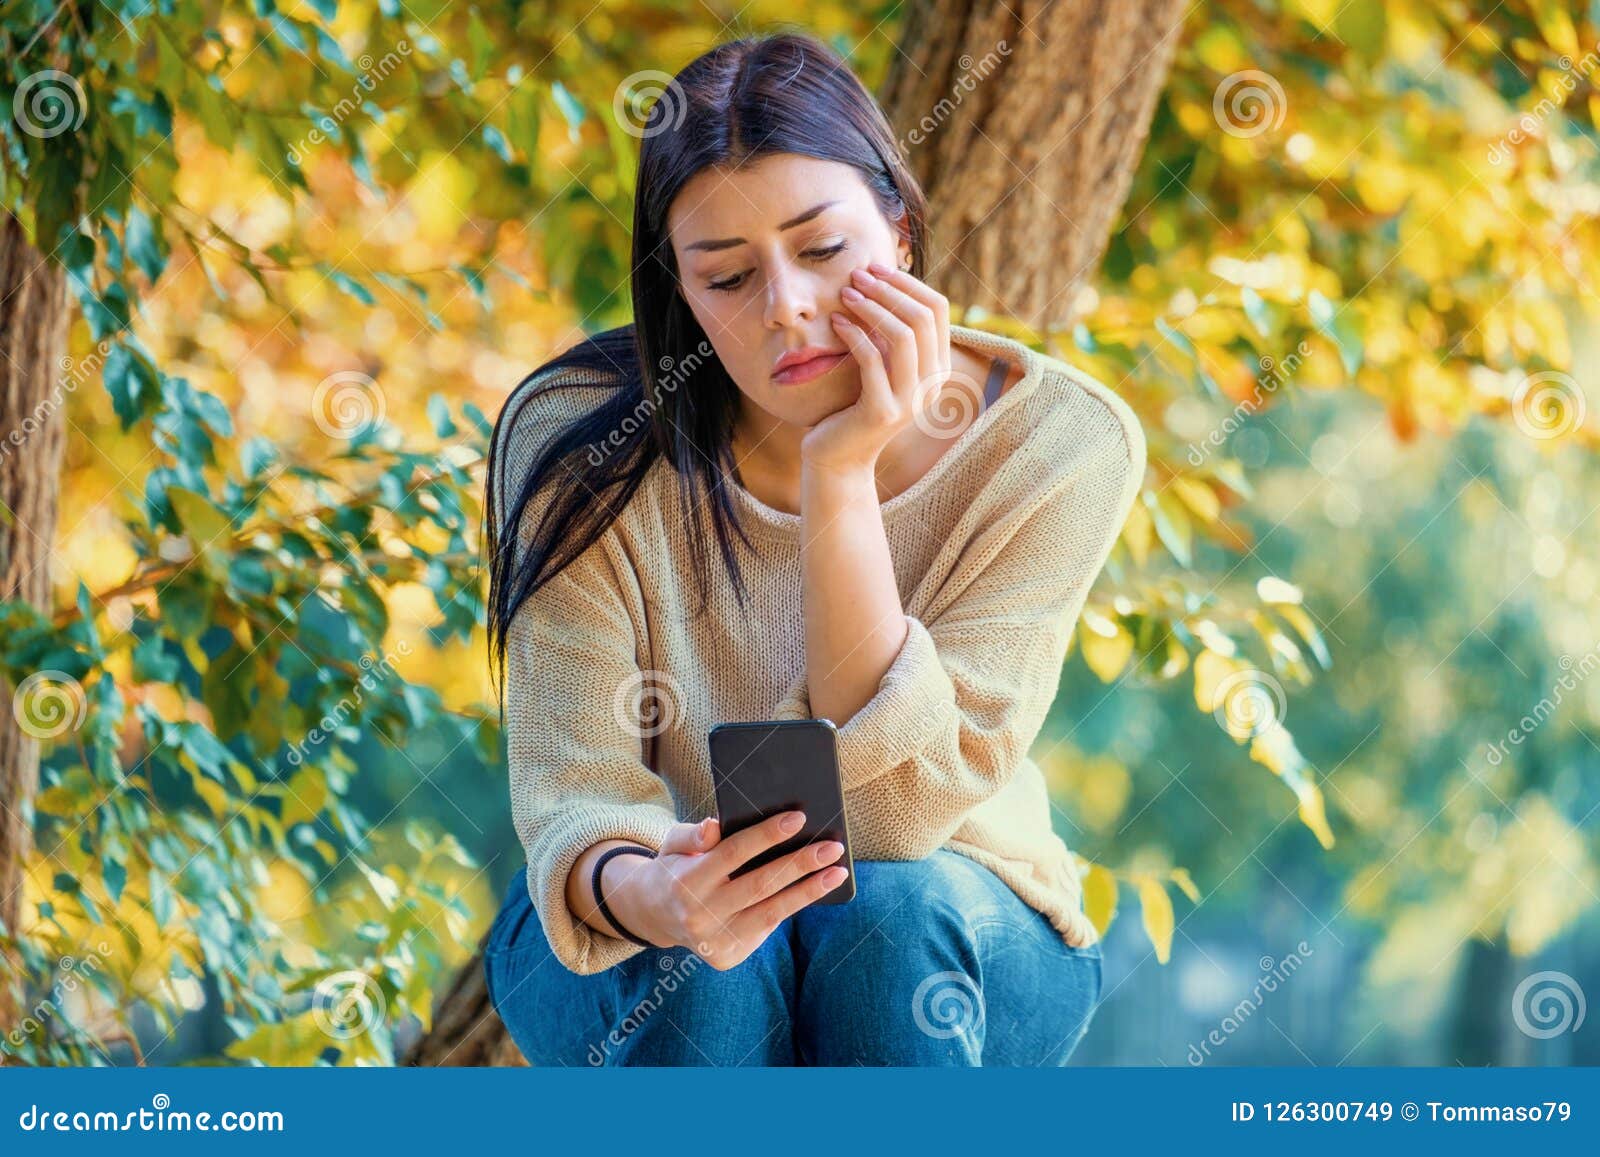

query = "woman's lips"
[[772, 351, 849, 385]]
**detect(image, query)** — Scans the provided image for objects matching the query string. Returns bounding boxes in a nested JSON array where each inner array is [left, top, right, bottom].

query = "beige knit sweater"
[[493, 322, 1147, 975]]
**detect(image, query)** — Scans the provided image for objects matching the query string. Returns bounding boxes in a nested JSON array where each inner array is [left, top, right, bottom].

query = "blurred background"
[[1, 0, 1596, 1066]]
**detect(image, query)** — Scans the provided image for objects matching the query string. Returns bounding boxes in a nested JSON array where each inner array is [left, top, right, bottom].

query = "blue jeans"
[[483, 849, 1103, 1066]]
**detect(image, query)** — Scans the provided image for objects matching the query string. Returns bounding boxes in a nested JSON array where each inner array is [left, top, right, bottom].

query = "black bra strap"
[[982, 356, 1009, 410]]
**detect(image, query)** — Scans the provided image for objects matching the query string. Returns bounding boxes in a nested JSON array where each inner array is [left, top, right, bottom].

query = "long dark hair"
[[483, 30, 929, 704]]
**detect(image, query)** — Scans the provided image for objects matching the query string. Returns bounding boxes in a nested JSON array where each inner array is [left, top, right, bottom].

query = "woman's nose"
[[763, 265, 818, 329]]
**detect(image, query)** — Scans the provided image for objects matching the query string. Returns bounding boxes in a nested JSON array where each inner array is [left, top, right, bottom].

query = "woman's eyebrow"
[[683, 200, 841, 253]]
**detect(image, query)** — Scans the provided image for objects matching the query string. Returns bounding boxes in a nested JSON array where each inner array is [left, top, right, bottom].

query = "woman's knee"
[[798, 851, 1008, 962], [600, 933, 798, 1066]]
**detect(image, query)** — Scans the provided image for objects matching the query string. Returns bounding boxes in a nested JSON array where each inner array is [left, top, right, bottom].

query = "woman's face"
[[666, 153, 911, 432]]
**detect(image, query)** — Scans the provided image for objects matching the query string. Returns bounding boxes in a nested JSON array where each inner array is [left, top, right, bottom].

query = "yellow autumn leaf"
[[1078, 611, 1135, 682], [1137, 875, 1175, 964], [1170, 475, 1221, 523], [1082, 861, 1119, 934], [1121, 496, 1154, 567], [1192, 648, 1248, 716], [282, 766, 329, 828]]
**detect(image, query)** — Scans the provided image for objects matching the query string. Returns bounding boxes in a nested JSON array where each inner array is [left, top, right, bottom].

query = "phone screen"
[[708, 719, 855, 904]]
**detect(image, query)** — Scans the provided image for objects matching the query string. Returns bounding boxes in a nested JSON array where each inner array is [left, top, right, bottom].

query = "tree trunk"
[[404, 0, 1186, 1066], [0, 211, 71, 1028], [401, 929, 527, 1066], [882, 0, 1187, 331]]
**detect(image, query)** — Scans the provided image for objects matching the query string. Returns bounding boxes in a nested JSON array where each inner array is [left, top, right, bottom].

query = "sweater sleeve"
[[772, 394, 1145, 857], [504, 533, 680, 976]]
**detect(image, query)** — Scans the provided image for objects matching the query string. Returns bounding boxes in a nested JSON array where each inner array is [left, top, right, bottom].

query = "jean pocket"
[[1010, 910, 1103, 966]]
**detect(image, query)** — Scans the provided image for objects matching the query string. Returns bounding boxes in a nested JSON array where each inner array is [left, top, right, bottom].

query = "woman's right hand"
[[603, 811, 848, 970]]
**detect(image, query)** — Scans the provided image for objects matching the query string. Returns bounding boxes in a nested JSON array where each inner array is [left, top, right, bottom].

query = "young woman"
[[480, 30, 1145, 1066]]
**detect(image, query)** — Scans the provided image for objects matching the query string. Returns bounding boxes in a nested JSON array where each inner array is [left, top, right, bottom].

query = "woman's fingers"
[[728, 862, 851, 944], [856, 265, 941, 372], [724, 837, 845, 911], [831, 310, 894, 414], [658, 817, 716, 857], [867, 262, 949, 355], [840, 278, 922, 406], [700, 809, 805, 881]]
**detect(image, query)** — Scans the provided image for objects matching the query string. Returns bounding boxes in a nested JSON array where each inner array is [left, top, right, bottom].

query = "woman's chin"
[[771, 378, 859, 426]]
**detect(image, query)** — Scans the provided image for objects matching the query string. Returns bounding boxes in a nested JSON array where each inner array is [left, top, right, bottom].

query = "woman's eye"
[[803, 240, 849, 262], [705, 241, 850, 294]]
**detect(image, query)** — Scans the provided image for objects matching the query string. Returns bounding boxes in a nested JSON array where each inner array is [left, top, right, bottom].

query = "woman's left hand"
[[799, 261, 955, 472]]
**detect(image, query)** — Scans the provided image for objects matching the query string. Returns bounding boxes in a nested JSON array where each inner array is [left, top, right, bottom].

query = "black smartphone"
[[707, 718, 856, 904]]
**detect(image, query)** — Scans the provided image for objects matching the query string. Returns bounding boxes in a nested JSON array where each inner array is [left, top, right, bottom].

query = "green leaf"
[[321, 264, 375, 305], [550, 80, 585, 142], [425, 394, 458, 438], [124, 203, 168, 283], [1240, 286, 1273, 337], [189, 76, 236, 150]]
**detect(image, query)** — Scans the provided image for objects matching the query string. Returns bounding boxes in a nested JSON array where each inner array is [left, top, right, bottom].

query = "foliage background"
[[1, 0, 1597, 1064]]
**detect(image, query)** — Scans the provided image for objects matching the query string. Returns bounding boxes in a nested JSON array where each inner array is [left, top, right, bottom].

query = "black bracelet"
[[592, 844, 658, 947]]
